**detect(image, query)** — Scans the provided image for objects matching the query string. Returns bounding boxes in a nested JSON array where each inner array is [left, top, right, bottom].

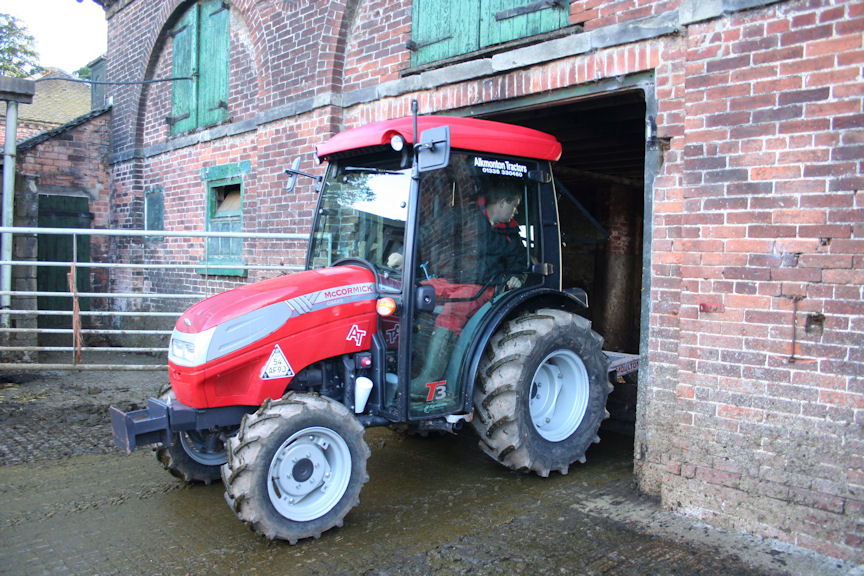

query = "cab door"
[[406, 152, 543, 419]]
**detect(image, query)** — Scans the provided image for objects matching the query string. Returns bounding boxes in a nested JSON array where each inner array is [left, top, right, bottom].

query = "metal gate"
[[0, 226, 307, 370]]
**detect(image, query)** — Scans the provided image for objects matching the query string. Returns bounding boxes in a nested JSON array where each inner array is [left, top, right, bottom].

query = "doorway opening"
[[480, 88, 649, 435]]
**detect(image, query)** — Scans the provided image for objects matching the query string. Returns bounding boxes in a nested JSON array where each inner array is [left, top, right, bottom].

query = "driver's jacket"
[[470, 208, 524, 285]]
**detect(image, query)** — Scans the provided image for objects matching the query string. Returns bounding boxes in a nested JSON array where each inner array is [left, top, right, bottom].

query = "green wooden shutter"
[[410, 0, 480, 67], [170, 6, 199, 134], [480, 0, 570, 48], [198, 0, 230, 127]]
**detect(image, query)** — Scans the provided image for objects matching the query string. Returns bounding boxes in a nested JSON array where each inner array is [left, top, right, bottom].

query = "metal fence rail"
[[0, 226, 307, 370]]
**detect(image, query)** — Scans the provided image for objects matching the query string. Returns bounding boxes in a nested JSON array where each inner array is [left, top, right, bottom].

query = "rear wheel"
[[222, 393, 369, 543], [472, 308, 611, 476], [154, 389, 225, 484]]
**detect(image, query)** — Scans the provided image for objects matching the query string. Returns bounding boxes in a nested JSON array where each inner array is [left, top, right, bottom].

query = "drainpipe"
[[0, 76, 36, 329]]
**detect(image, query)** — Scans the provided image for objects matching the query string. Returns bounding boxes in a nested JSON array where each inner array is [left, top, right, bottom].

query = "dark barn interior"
[[484, 90, 647, 433]]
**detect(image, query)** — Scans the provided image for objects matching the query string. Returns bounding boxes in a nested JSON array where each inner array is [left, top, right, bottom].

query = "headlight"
[[390, 133, 406, 152], [169, 302, 290, 368], [168, 327, 216, 367]]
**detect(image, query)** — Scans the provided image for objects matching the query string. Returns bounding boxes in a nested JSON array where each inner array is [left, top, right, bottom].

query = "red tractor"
[[111, 110, 638, 543]]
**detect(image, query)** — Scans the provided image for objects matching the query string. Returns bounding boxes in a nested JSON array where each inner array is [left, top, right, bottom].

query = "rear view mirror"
[[285, 157, 302, 193], [416, 126, 450, 172], [284, 156, 322, 194]]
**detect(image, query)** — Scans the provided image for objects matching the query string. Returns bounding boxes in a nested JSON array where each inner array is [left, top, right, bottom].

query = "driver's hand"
[[506, 276, 522, 290]]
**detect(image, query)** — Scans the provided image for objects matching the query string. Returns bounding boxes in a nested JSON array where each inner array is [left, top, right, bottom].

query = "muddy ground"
[[0, 361, 858, 576]]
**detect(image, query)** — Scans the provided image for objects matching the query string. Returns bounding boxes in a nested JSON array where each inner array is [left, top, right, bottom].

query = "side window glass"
[[416, 154, 540, 288], [410, 153, 541, 418]]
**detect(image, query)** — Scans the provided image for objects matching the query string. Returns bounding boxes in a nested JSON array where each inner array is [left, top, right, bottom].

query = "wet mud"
[[0, 367, 854, 576]]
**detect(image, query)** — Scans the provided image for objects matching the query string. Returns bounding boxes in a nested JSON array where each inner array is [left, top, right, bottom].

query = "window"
[[169, 0, 230, 134], [199, 161, 249, 276], [409, 0, 570, 67], [144, 188, 164, 232]]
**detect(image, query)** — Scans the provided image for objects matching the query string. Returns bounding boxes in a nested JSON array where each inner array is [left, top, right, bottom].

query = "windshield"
[[308, 159, 411, 279]]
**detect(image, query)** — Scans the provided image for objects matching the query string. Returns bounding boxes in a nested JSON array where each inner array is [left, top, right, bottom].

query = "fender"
[[453, 287, 591, 414], [169, 266, 378, 408]]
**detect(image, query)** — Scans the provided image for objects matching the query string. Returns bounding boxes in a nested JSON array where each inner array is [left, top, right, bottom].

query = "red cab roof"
[[316, 116, 562, 162]]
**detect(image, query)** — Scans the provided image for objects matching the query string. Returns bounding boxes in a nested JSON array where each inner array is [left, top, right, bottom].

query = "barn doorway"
[[37, 194, 93, 341], [479, 87, 651, 435]]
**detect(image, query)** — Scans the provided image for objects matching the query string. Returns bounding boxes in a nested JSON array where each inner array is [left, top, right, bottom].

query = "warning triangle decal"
[[261, 345, 295, 379]]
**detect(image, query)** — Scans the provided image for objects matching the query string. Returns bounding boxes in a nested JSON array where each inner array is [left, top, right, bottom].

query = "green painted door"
[[410, 0, 480, 66], [170, 5, 199, 134], [198, 0, 230, 127], [37, 195, 92, 329], [480, 0, 570, 47], [410, 0, 569, 66]]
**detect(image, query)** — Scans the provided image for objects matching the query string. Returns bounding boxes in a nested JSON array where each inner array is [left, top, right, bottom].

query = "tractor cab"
[[309, 116, 565, 424]]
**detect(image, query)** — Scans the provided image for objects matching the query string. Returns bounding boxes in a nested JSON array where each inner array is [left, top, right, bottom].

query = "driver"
[[474, 187, 524, 290]]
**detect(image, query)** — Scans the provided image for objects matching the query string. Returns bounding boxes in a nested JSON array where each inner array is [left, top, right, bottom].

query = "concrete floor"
[[0, 365, 856, 575]]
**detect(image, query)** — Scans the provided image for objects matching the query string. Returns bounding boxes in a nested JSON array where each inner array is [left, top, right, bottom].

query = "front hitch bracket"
[[109, 399, 254, 454]]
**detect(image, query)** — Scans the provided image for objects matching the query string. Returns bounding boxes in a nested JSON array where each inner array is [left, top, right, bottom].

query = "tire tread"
[[471, 308, 611, 476]]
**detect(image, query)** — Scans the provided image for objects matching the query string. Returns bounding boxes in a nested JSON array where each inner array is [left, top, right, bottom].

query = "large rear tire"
[[472, 308, 611, 476], [222, 393, 370, 543], [154, 389, 225, 484]]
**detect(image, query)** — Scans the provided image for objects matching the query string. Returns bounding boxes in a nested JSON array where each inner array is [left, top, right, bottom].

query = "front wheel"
[[154, 389, 226, 484], [472, 308, 611, 477], [222, 393, 370, 543]]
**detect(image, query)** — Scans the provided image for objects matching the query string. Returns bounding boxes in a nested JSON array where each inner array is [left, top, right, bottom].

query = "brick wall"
[[103, 0, 862, 561], [104, 0, 358, 155], [341, 0, 412, 90], [641, 1, 863, 560], [16, 111, 112, 229], [0, 119, 57, 144], [0, 72, 91, 144], [570, 0, 678, 29]]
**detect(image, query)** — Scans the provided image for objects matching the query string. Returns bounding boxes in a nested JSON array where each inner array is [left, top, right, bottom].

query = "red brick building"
[[98, 0, 862, 561]]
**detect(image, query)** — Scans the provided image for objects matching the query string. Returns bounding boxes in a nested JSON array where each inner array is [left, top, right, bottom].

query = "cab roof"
[[316, 116, 562, 162]]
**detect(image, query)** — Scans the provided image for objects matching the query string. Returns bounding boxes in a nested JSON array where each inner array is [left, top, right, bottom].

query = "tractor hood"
[[175, 266, 376, 333], [169, 266, 377, 368]]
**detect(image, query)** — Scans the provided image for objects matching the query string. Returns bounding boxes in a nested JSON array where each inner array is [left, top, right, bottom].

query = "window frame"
[[197, 161, 250, 276]]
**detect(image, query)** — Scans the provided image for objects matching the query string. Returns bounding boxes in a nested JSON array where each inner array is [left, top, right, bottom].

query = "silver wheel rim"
[[267, 426, 352, 522], [529, 349, 589, 442], [179, 430, 227, 466]]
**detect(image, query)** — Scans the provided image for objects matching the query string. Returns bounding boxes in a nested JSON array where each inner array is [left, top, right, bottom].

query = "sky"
[[0, 0, 107, 74]]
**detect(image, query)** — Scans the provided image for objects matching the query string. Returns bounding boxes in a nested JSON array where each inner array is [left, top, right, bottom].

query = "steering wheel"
[[377, 263, 402, 279], [332, 257, 384, 284]]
